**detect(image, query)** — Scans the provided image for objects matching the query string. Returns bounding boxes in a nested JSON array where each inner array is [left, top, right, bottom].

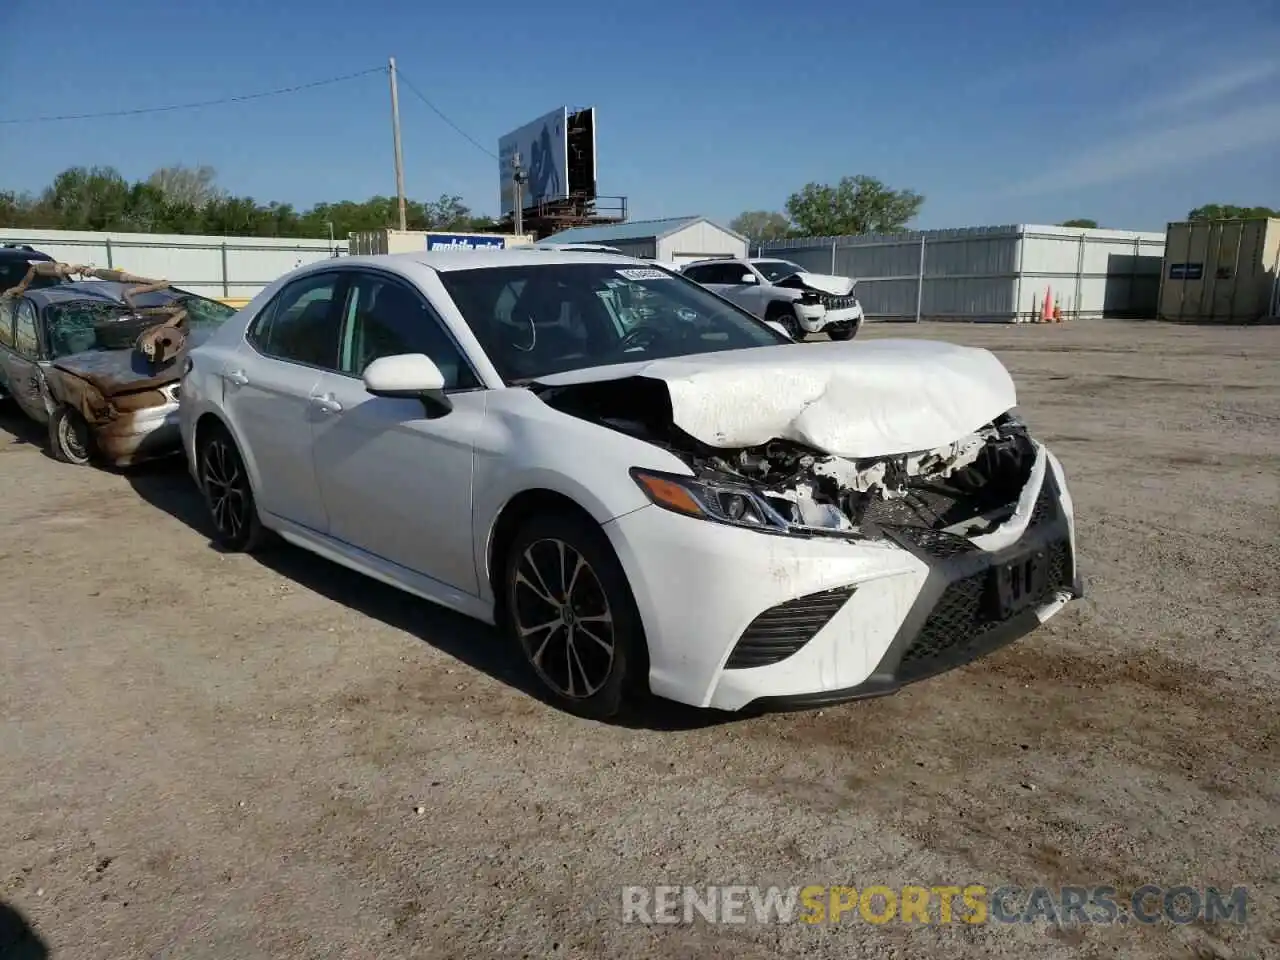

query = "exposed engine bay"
[[534, 375, 1038, 540], [690, 417, 1035, 537]]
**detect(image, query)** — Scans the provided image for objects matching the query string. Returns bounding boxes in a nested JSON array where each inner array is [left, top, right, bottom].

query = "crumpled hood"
[[532, 339, 1017, 458], [51, 325, 215, 396], [787, 271, 856, 296]]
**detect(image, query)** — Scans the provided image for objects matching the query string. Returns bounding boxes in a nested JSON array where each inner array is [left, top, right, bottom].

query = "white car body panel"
[[786, 272, 855, 297], [179, 248, 1080, 713], [534, 338, 1015, 458]]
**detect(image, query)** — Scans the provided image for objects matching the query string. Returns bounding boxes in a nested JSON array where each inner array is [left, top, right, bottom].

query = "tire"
[[48, 405, 94, 465], [197, 423, 265, 552], [502, 509, 647, 720], [827, 319, 860, 341], [768, 304, 806, 342]]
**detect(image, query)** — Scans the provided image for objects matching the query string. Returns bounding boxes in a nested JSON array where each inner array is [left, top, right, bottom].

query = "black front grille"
[[1028, 479, 1055, 527], [887, 525, 979, 559], [725, 586, 856, 669], [897, 539, 1071, 679], [819, 293, 859, 310]]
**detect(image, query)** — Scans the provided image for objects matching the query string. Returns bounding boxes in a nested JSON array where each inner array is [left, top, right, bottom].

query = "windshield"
[[44, 291, 237, 359], [752, 260, 805, 283], [437, 262, 788, 382]]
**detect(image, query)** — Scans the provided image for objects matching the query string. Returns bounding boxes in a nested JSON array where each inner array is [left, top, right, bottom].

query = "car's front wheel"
[[48, 405, 94, 465], [502, 510, 646, 720], [827, 319, 861, 341], [767, 303, 806, 341], [198, 423, 264, 552]]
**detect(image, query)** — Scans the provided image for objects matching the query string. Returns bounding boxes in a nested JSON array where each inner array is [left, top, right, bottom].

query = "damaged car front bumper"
[[795, 298, 864, 335], [604, 445, 1080, 712]]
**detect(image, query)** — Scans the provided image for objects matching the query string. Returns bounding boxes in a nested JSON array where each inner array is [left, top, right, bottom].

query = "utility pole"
[[388, 57, 407, 231], [511, 151, 528, 238]]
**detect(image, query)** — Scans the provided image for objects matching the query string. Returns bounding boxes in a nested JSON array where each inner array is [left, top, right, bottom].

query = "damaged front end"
[[638, 414, 1038, 542]]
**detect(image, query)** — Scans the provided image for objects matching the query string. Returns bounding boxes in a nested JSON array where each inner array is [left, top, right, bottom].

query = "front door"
[[310, 270, 485, 595], [220, 270, 349, 533]]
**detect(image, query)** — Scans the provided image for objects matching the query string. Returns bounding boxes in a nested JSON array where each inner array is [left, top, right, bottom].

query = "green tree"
[[1187, 204, 1280, 221], [1060, 218, 1099, 228], [785, 175, 924, 237], [0, 166, 506, 239], [729, 210, 792, 243]]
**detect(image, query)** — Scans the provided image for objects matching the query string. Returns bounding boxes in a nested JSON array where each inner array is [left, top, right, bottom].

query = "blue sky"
[[1, 0, 1277, 232]]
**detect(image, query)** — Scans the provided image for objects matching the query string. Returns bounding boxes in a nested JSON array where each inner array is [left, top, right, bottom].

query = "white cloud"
[[1124, 60, 1280, 119], [1001, 101, 1280, 197]]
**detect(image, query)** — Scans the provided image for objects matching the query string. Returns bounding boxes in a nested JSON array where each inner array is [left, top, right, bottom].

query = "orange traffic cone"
[[1040, 286, 1053, 323], [1052, 295, 1062, 322]]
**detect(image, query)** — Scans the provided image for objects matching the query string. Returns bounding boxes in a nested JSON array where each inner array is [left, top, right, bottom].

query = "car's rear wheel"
[[198, 423, 264, 552], [48, 405, 93, 465], [503, 510, 646, 720]]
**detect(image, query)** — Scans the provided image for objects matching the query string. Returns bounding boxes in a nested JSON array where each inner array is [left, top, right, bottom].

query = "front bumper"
[[604, 445, 1079, 712], [92, 401, 182, 467], [794, 301, 864, 334]]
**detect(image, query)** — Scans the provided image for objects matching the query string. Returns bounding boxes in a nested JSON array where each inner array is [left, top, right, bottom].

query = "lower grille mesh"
[[725, 586, 856, 669], [897, 539, 1071, 679]]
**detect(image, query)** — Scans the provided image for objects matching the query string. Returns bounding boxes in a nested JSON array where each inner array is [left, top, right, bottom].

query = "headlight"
[[630, 468, 789, 532]]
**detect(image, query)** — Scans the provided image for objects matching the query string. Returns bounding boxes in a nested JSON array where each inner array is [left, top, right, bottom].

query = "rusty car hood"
[[51, 326, 213, 396]]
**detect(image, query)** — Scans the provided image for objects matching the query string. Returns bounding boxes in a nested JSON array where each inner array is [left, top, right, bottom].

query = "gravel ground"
[[1, 319, 1276, 960]]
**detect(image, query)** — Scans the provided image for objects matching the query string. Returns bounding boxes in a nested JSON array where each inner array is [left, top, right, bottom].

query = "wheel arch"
[[192, 410, 263, 500], [485, 488, 601, 626]]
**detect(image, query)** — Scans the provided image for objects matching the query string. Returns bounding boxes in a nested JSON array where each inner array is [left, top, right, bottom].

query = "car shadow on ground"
[[126, 461, 735, 732], [0, 901, 50, 960], [0, 405, 55, 460]]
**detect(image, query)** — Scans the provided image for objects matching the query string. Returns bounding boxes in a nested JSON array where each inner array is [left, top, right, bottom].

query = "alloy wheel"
[[511, 538, 616, 699], [202, 437, 250, 541]]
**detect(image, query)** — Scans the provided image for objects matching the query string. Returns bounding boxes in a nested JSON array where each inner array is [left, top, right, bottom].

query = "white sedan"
[[179, 250, 1081, 719]]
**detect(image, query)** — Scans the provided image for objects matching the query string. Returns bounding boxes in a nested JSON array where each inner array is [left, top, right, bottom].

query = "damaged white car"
[[180, 250, 1080, 720], [680, 257, 864, 340]]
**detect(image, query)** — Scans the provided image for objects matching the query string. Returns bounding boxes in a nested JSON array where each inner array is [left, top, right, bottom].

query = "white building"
[[539, 216, 748, 264]]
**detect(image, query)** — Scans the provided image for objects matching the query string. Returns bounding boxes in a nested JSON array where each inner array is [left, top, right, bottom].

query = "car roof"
[[327, 249, 646, 273], [0, 246, 53, 262], [25, 281, 186, 309]]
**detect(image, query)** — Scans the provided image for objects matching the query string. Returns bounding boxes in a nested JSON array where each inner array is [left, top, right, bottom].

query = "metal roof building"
[[540, 216, 747, 264]]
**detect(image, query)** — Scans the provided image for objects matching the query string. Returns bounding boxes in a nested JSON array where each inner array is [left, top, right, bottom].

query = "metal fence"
[[0, 228, 347, 300], [758, 224, 1166, 322]]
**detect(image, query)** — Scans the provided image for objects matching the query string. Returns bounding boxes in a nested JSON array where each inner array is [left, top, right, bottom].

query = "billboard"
[[424, 232, 505, 251], [498, 107, 569, 217]]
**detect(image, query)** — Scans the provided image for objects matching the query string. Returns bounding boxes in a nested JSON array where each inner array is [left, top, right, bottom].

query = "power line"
[[0, 66, 387, 125], [395, 69, 498, 159]]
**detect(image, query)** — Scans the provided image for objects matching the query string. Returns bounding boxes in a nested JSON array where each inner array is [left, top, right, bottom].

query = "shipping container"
[[0, 228, 344, 299], [759, 224, 1165, 322], [348, 229, 534, 256], [1157, 218, 1280, 322]]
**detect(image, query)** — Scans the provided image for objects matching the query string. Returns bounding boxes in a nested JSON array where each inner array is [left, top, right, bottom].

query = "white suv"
[[680, 257, 863, 340]]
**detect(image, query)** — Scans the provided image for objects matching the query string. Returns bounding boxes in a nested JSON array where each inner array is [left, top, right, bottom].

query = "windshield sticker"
[[616, 268, 672, 281]]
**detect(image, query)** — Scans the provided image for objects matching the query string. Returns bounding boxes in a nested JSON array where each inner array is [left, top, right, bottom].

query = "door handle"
[[311, 393, 343, 414], [223, 369, 249, 386]]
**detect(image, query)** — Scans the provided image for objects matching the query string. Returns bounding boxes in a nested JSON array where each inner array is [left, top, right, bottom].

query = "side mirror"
[[765, 320, 791, 339], [363, 353, 452, 418], [740, 273, 757, 284]]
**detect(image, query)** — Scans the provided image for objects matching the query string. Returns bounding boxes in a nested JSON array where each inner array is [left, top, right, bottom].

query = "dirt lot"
[[1, 319, 1276, 960]]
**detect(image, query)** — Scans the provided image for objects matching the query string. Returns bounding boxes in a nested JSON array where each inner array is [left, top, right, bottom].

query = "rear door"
[[684, 261, 767, 317], [220, 270, 348, 533]]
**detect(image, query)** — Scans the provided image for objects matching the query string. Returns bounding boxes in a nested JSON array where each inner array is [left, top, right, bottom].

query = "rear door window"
[[248, 272, 345, 370]]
